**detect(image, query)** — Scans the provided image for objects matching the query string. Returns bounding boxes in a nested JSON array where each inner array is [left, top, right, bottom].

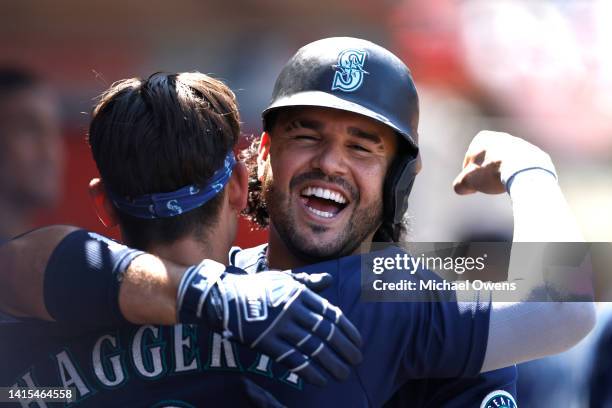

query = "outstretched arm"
[[0, 227, 362, 385], [453, 131, 596, 372]]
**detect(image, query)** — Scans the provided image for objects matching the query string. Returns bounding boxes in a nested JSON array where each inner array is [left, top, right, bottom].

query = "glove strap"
[[177, 259, 226, 324], [208, 265, 260, 341], [209, 281, 234, 340]]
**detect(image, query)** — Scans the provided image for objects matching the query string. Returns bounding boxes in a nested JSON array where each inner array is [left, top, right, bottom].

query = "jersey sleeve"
[[401, 282, 491, 379], [43, 230, 143, 326], [384, 366, 517, 408], [332, 250, 492, 405]]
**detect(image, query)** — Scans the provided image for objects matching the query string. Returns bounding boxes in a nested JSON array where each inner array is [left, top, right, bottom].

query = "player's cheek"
[[358, 166, 386, 201]]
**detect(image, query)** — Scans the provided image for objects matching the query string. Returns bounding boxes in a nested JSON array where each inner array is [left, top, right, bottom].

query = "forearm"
[[504, 170, 582, 293], [504, 169, 592, 298], [482, 171, 595, 371], [118, 253, 186, 325], [509, 169, 582, 244]]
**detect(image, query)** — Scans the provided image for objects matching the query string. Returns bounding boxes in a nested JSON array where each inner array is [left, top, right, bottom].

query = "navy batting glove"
[[177, 260, 362, 386]]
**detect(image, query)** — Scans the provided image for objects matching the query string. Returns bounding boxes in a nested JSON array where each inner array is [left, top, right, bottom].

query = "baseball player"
[[0, 72, 363, 407], [231, 37, 594, 407], [0, 38, 595, 407]]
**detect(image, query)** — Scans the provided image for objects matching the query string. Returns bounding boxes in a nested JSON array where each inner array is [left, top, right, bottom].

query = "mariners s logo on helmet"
[[480, 390, 517, 408], [331, 49, 368, 92]]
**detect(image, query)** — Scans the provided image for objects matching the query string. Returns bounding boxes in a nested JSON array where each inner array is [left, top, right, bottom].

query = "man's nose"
[[310, 141, 348, 177]]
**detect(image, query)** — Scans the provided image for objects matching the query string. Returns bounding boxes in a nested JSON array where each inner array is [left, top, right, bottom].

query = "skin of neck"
[[147, 229, 229, 268], [121, 211, 234, 268], [266, 221, 376, 270]]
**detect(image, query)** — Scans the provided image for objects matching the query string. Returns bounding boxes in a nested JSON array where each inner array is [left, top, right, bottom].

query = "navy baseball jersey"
[[0, 320, 255, 407], [230, 244, 516, 407], [0, 245, 506, 407]]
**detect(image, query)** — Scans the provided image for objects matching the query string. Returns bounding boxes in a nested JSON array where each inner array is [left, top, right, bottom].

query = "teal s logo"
[[331, 49, 368, 92]]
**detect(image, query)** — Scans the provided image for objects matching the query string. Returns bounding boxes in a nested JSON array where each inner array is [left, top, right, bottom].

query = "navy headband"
[[108, 152, 236, 219]]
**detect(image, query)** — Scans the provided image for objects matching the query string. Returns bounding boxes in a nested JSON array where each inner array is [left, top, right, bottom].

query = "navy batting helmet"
[[262, 37, 420, 225]]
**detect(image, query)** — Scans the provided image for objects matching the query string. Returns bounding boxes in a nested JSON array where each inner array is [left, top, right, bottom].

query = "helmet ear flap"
[[384, 155, 419, 225]]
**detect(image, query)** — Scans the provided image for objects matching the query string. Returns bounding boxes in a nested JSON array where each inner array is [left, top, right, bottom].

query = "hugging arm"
[[453, 131, 596, 373], [0, 226, 362, 385]]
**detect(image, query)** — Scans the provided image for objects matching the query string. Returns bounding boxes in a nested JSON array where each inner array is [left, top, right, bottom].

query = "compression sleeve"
[[482, 169, 596, 371], [43, 229, 144, 326], [482, 301, 595, 372]]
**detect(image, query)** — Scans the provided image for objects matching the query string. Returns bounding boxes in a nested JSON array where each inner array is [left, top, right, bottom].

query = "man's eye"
[[294, 135, 318, 141], [350, 144, 371, 153]]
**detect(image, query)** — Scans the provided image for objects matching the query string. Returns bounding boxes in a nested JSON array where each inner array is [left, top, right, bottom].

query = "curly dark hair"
[[240, 138, 269, 229]]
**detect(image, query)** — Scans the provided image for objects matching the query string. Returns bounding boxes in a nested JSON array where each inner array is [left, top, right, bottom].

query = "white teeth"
[[300, 186, 348, 204], [305, 206, 334, 218]]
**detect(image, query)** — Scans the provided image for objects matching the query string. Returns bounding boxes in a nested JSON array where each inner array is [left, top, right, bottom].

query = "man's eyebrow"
[[284, 119, 323, 132], [347, 127, 382, 144]]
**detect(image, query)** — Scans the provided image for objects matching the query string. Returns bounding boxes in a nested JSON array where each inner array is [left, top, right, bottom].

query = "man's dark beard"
[[263, 170, 383, 262]]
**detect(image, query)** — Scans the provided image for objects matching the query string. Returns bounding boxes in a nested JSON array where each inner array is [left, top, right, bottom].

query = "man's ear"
[[257, 131, 271, 182], [88, 178, 119, 228], [228, 161, 248, 212]]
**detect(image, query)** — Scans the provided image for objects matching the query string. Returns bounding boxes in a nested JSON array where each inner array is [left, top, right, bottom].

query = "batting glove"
[[177, 260, 362, 386]]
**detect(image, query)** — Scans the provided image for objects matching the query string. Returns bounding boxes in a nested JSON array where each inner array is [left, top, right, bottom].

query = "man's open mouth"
[[299, 186, 349, 219]]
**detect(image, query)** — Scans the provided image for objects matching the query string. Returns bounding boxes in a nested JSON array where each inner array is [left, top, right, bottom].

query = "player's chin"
[[294, 222, 354, 258], [295, 233, 351, 260]]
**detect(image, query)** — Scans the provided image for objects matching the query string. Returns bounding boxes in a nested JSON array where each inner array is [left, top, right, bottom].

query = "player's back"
[[0, 318, 281, 407]]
